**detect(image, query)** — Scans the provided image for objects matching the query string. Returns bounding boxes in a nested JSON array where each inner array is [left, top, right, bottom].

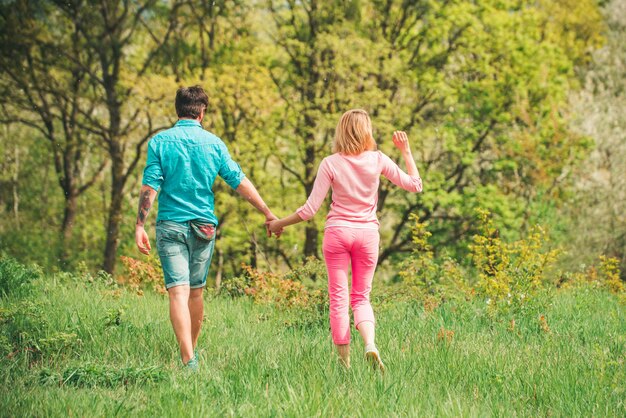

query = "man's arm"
[[135, 185, 158, 254], [235, 177, 279, 237]]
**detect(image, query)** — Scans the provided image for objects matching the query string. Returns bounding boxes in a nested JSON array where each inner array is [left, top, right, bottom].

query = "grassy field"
[[1, 268, 625, 417]]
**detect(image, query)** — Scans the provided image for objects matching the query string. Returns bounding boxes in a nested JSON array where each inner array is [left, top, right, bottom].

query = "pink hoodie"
[[296, 151, 422, 229]]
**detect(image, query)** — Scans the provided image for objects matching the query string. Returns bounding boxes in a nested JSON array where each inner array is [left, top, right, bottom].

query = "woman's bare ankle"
[[335, 343, 350, 368]]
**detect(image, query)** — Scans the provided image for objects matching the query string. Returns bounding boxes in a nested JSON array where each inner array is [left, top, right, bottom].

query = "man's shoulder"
[[198, 128, 224, 144], [149, 126, 176, 142], [152, 126, 223, 144]]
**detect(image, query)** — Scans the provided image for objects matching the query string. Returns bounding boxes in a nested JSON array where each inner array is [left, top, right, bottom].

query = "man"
[[135, 85, 277, 370]]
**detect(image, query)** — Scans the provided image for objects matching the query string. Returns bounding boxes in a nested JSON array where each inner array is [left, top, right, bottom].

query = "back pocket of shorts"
[[156, 229, 185, 257]]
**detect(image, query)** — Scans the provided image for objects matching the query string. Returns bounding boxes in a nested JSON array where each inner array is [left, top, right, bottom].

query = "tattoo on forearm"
[[136, 190, 153, 226]]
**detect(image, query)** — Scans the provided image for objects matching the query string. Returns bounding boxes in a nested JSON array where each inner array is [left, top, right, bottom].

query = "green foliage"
[[0, 255, 41, 298], [537, 0, 605, 66], [0, 0, 617, 284], [0, 300, 49, 359], [282, 256, 327, 282], [103, 308, 125, 328], [398, 214, 470, 300]]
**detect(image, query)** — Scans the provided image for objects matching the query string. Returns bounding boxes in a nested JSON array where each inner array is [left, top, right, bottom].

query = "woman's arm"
[[381, 131, 423, 193], [393, 131, 419, 177], [267, 158, 333, 234]]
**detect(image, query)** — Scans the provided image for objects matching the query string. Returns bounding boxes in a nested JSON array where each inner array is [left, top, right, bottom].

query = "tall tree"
[[264, 0, 601, 264], [52, 0, 183, 273], [2, 0, 182, 273], [0, 1, 107, 268], [566, 0, 626, 277], [267, 0, 389, 258], [363, 0, 601, 263]]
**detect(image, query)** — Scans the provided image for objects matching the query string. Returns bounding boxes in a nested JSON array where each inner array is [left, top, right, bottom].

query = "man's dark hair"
[[175, 86, 209, 119]]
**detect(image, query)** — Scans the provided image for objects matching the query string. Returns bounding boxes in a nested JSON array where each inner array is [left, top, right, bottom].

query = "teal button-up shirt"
[[141, 119, 245, 225]]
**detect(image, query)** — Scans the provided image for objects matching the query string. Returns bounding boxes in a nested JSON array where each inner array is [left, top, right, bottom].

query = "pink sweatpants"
[[322, 227, 380, 345]]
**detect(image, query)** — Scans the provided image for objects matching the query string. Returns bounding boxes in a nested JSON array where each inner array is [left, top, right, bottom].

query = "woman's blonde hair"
[[333, 109, 377, 155]]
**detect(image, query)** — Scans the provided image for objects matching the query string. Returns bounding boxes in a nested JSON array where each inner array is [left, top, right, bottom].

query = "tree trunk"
[[302, 111, 318, 258], [103, 188, 124, 275], [12, 144, 19, 227], [103, 156, 125, 274], [249, 231, 257, 268], [304, 225, 318, 258], [59, 192, 77, 269]]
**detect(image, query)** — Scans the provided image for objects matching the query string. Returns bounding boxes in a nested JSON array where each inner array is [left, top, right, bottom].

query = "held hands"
[[265, 213, 284, 238], [392, 131, 411, 154], [135, 225, 151, 255], [266, 219, 284, 237]]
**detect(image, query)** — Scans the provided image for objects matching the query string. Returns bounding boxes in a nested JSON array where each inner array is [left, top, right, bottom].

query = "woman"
[[268, 109, 423, 371]]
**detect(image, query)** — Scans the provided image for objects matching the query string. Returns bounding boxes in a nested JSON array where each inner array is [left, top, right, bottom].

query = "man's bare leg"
[[188, 287, 204, 350], [168, 285, 194, 363]]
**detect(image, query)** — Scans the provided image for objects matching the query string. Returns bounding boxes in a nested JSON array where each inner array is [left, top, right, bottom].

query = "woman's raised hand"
[[392, 130, 420, 177], [392, 131, 411, 154]]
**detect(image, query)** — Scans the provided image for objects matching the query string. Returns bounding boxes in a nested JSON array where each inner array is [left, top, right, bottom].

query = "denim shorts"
[[155, 220, 215, 289]]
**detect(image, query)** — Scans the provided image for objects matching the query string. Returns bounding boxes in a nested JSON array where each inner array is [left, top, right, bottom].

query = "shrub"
[[559, 255, 624, 295], [399, 210, 562, 320], [221, 263, 329, 328], [225, 264, 313, 309], [283, 256, 327, 282], [0, 256, 41, 298], [103, 308, 125, 327], [598, 256, 624, 294], [398, 214, 472, 302], [119, 255, 166, 295], [0, 300, 49, 360], [220, 271, 251, 298], [75, 262, 118, 289], [469, 209, 560, 316], [0, 298, 82, 361], [37, 332, 81, 354]]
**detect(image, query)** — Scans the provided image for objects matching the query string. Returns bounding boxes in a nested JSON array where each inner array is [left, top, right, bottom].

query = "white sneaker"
[[365, 346, 385, 374]]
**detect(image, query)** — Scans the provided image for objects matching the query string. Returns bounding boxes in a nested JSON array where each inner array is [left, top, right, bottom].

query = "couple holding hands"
[[135, 86, 422, 371]]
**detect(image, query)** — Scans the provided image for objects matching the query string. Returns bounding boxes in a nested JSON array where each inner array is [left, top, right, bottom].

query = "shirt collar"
[[175, 119, 202, 127]]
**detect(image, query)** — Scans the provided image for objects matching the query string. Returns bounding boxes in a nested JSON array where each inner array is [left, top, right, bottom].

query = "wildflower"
[[509, 319, 516, 331], [539, 315, 550, 333], [486, 298, 491, 305], [437, 327, 455, 343]]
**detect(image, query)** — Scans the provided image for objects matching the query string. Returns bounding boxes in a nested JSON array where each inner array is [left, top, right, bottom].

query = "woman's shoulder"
[[331, 150, 383, 158], [324, 153, 344, 164]]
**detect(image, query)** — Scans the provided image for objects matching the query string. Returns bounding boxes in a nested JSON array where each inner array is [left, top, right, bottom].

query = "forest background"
[[0, 0, 625, 288]]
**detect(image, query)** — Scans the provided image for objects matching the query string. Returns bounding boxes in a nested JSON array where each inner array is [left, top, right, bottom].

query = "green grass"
[[1, 274, 625, 417]]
